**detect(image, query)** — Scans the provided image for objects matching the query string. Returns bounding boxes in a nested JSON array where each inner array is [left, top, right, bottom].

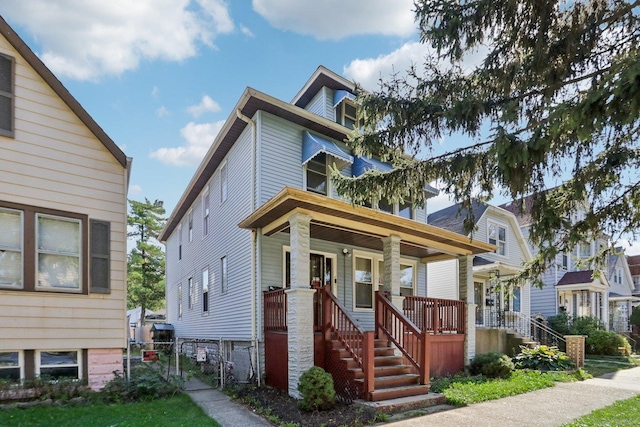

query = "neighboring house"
[[628, 254, 640, 306], [0, 17, 130, 389], [428, 200, 533, 354], [501, 196, 611, 327], [160, 66, 494, 401], [607, 250, 639, 332]]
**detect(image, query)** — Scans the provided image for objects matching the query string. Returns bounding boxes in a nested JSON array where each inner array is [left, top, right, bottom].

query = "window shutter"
[[90, 219, 110, 293]]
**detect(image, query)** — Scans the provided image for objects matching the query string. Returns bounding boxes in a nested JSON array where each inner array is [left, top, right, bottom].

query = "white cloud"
[[343, 41, 433, 91], [151, 86, 160, 98], [252, 0, 415, 40], [156, 106, 170, 117], [187, 95, 222, 118], [128, 184, 143, 195], [240, 25, 254, 38], [150, 120, 225, 166], [1, 0, 235, 81]]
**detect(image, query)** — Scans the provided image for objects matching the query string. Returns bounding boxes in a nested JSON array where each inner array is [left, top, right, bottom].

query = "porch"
[[264, 286, 466, 401], [240, 187, 495, 400]]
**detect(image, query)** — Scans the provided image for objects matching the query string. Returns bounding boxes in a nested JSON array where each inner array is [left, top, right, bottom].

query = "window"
[[400, 264, 415, 296], [0, 54, 14, 137], [503, 286, 521, 312], [577, 242, 591, 258], [335, 100, 359, 129], [203, 192, 210, 237], [355, 257, 373, 309], [178, 224, 182, 261], [0, 351, 21, 381], [178, 284, 183, 319], [377, 198, 393, 214], [306, 153, 327, 195], [202, 268, 209, 313], [188, 210, 193, 242], [488, 222, 507, 256], [188, 277, 194, 309], [221, 162, 228, 203], [561, 252, 569, 270], [221, 256, 227, 293], [0, 207, 22, 288], [0, 202, 109, 294], [37, 350, 80, 380], [36, 214, 82, 291], [398, 201, 413, 220]]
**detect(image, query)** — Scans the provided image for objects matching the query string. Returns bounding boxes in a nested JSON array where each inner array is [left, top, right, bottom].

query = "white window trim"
[[303, 155, 331, 196], [0, 350, 23, 381], [178, 284, 183, 320], [487, 219, 508, 258], [187, 209, 193, 243], [177, 224, 183, 262], [0, 207, 23, 289], [36, 349, 82, 380], [282, 246, 338, 293], [202, 267, 209, 315], [352, 250, 417, 312], [35, 213, 82, 293], [188, 276, 194, 309], [220, 255, 228, 294], [220, 161, 228, 204], [202, 188, 210, 239]]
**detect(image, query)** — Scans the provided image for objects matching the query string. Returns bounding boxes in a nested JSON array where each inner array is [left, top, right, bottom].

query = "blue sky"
[[1, 0, 440, 215], [3, 1, 639, 255]]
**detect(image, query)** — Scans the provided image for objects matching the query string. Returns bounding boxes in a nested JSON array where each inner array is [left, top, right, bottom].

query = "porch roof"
[[555, 270, 609, 292], [472, 256, 524, 277], [239, 187, 496, 261]]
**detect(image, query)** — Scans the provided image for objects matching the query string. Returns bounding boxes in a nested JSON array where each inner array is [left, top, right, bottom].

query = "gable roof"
[[291, 65, 355, 108], [0, 16, 127, 168], [500, 194, 535, 227], [427, 200, 489, 235], [557, 270, 595, 286]]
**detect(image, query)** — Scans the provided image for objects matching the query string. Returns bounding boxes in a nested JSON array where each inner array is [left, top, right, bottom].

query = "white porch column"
[[458, 255, 476, 363], [383, 235, 403, 308], [286, 212, 315, 399]]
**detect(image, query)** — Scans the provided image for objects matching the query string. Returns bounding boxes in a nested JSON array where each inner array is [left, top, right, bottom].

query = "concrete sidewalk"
[[389, 366, 640, 427], [181, 367, 640, 426]]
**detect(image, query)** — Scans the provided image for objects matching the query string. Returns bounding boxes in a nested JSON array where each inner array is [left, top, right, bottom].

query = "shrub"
[[548, 312, 572, 336], [98, 365, 182, 403], [469, 352, 514, 379], [297, 366, 335, 412], [512, 345, 575, 371], [571, 316, 605, 336], [586, 330, 631, 356], [630, 308, 640, 328]]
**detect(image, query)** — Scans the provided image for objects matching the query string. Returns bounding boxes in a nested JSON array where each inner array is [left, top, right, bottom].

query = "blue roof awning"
[[302, 131, 353, 167], [333, 89, 356, 107], [352, 155, 393, 176]]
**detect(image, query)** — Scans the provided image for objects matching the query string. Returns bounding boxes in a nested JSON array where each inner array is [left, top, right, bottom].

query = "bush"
[[548, 312, 572, 336], [586, 330, 631, 356], [469, 352, 514, 379], [98, 365, 182, 403], [571, 316, 604, 336], [297, 366, 335, 412], [512, 345, 575, 371], [630, 308, 640, 328]]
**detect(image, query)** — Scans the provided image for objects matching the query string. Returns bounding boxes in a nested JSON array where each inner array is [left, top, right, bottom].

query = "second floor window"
[[203, 192, 210, 237], [202, 268, 209, 313], [0, 53, 14, 137], [306, 153, 327, 195], [188, 211, 193, 242], [488, 222, 507, 256], [336, 100, 359, 129], [221, 162, 228, 203]]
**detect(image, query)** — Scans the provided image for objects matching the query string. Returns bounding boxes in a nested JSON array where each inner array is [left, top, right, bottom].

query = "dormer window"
[[336, 100, 359, 129]]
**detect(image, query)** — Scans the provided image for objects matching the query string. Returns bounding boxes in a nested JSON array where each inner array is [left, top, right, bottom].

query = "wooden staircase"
[[327, 337, 429, 401]]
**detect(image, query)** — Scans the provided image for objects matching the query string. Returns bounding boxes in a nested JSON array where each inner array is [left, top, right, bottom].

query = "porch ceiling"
[[239, 187, 496, 261]]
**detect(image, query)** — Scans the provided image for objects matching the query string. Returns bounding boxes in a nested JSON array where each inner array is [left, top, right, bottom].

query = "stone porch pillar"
[[382, 235, 403, 308], [286, 212, 315, 399], [458, 255, 476, 363]]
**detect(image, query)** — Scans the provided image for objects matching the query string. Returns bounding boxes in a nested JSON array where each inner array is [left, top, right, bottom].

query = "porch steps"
[[331, 338, 431, 401], [506, 331, 538, 355]]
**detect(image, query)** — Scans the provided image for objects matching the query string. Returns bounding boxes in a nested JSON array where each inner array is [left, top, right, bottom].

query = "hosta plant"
[[512, 345, 575, 371]]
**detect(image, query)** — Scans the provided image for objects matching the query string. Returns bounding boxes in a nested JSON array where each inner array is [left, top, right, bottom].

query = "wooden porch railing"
[[264, 288, 287, 332], [375, 291, 429, 386], [403, 295, 466, 334], [320, 286, 365, 369]]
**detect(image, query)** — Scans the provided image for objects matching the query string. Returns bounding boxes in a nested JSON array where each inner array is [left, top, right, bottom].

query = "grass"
[[583, 355, 640, 378], [439, 370, 578, 406], [0, 394, 221, 427], [561, 394, 640, 426]]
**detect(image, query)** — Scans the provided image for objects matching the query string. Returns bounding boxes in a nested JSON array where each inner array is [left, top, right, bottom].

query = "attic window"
[[0, 54, 14, 138], [335, 100, 359, 129]]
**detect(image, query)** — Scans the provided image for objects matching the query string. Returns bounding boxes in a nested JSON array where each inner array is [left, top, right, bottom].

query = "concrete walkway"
[[182, 367, 640, 427], [389, 366, 640, 427]]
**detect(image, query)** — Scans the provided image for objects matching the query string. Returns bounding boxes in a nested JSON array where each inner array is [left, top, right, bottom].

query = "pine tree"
[[127, 199, 166, 325], [333, 0, 640, 285]]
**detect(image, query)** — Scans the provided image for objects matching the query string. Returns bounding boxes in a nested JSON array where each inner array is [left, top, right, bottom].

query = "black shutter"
[[90, 219, 110, 293]]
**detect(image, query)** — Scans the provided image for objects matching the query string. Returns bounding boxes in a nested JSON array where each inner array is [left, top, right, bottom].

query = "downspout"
[[236, 109, 261, 385]]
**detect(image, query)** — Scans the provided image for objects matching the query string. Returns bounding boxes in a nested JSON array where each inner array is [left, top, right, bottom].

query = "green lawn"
[[562, 394, 640, 427], [583, 356, 640, 378], [0, 394, 220, 427], [439, 370, 577, 406]]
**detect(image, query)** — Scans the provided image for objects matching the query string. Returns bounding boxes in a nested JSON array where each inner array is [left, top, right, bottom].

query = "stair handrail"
[[320, 286, 365, 369], [375, 291, 429, 385], [519, 312, 566, 348]]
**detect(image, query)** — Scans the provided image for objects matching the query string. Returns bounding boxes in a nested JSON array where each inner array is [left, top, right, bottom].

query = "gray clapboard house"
[[159, 66, 495, 401], [427, 200, 534, 354], [607, 250, 639, 332]]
